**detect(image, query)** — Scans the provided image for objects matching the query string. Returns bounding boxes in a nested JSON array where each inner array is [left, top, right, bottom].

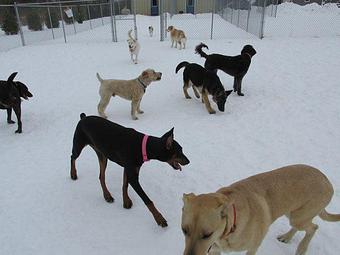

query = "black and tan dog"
[[195, 43, 256, 96], [0, 72, 33, 133], [70, 113, 190, 227], [175, 61, 232, 114]]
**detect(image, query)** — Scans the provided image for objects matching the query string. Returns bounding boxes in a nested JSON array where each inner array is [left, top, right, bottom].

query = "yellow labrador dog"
[[96, 69, 162, 120], [182, 164, 340, 255], [167, 25, 187, 50]]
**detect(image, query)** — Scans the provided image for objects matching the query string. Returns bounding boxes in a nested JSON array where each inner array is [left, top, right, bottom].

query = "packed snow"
[[1, 3, 340, 255]]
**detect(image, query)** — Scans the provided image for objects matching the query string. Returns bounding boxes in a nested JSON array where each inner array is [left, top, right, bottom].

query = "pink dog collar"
[[142, 135, 149, 162]]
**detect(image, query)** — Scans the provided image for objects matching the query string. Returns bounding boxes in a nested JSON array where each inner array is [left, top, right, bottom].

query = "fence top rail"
[[9, 3, 110, 8], [16, 0, 102, 5]]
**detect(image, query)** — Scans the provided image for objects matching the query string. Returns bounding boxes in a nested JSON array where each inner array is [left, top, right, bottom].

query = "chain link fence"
[[0, 0, 137, 51], [1, 0, 339, 52]]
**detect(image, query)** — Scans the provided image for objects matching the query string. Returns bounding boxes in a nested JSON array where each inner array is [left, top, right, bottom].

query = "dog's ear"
[[183, 193, 196, 205], [142, 71, 149, 78], [7, 72, 18, 83], [162, 127, 174, 150], [225, 90, 232, 97]]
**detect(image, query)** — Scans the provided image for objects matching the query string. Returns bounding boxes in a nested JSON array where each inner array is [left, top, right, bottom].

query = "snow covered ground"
[[1, 3, 340, 255]]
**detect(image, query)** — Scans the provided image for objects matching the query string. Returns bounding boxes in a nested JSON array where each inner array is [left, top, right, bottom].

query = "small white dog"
[[148, 26, 154, 37], [127, 29, 140, 64]]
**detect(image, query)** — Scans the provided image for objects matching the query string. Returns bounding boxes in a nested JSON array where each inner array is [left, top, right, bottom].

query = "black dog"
[[195, 43, 256, 96], [0, 72, 33, 133], [175, 61, 232, 114], [70, 113, 190, 227]]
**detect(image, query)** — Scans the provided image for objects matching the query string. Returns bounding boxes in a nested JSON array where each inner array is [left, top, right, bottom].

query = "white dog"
[[148, 26, 154, 37], [127, 29, 140, 64]]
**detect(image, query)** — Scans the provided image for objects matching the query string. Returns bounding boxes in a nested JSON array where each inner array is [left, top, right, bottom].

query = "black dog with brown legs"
[[175, 61, 232, 114], [195, 43, 256, 96], [70, 113, 190, 227], [0, 72, 33, 133]]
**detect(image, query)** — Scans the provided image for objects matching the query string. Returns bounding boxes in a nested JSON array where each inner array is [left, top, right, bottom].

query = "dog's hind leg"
[[95, 150, 113, 203], [295, 222, 318, 255], [6, 108, 15, 124], [70, 128, 87, 180], [125, 166, 168, 227], [277, 227, 298, 243], [171, 39, 174, 48], [202, 90, 216, 114], [97, 94, 111, 118], [122, 169, 133, 209], [183, 81, 191, 99], [192, 86, 200, 99]]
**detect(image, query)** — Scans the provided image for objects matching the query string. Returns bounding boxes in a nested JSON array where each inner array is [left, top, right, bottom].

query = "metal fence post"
[[237, 0, 240, 27], [87, 4, 92, 29], [14, 2, 25, 46], [210, 0, 215, 40], [59, 1, 67, 43], [110, 0, 117, 42], [71, 7, 77, 34], [160, 0, 164, 42], [164, 12, 167, 38], [133, 0, 138, 40], [246, 1, 251, 32], [47, 6, 55, 39], [259, 0, 267, 39], [100, 3, 104, 26]]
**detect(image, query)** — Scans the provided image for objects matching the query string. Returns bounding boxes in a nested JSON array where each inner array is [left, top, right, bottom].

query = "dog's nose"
[[159, 72, 162, 77]]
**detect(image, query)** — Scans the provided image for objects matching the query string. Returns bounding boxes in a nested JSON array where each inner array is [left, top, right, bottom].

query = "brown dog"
[[167, 25, 187, 50], [96, 69, 162, 120], [182, 164, 340, 255]]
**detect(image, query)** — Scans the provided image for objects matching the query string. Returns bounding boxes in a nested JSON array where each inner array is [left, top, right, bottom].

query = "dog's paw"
[[7, 120, 15, 124], [70, 172, 78, 180], [155, 215, 168, 228], [104, 194, 114, 203], [185, 95, 192, 99], [237, 92, 245, 96], [209, 110, 216, 114], [277, 235, 290, 244], [132, 116, 138, 120], [15, 129, 22, 134], [138, 110, 144, 114], [123, 198, 133, 209]]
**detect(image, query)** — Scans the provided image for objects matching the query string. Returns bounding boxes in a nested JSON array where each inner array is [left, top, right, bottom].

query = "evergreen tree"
[[27, 10, 43, 31], [75, 6, 86, 24], [1, 8, 19, 35], [45, 9, 60, 29]]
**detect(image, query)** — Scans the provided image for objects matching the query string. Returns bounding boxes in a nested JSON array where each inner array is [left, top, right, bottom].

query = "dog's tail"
[[80, 113, 86, 119], [7, 72, 18, 82], [128, 29, 135, 42], [175, 61, 190, 73], [195, 43, 209, 59], [319, 209, 340, 222], [96, 73, 103, 83]]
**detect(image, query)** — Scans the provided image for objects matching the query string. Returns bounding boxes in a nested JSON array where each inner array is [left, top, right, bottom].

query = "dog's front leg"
[[137, 99, 144, 114], [131, 100, 139, 120], [12, 104, 22, 133], [125, 166, 168, 227], [6, 108, 15, 124], [236, 77, 244, 96], [171, 39, 174, 48], [202, 90, 216, 114]]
